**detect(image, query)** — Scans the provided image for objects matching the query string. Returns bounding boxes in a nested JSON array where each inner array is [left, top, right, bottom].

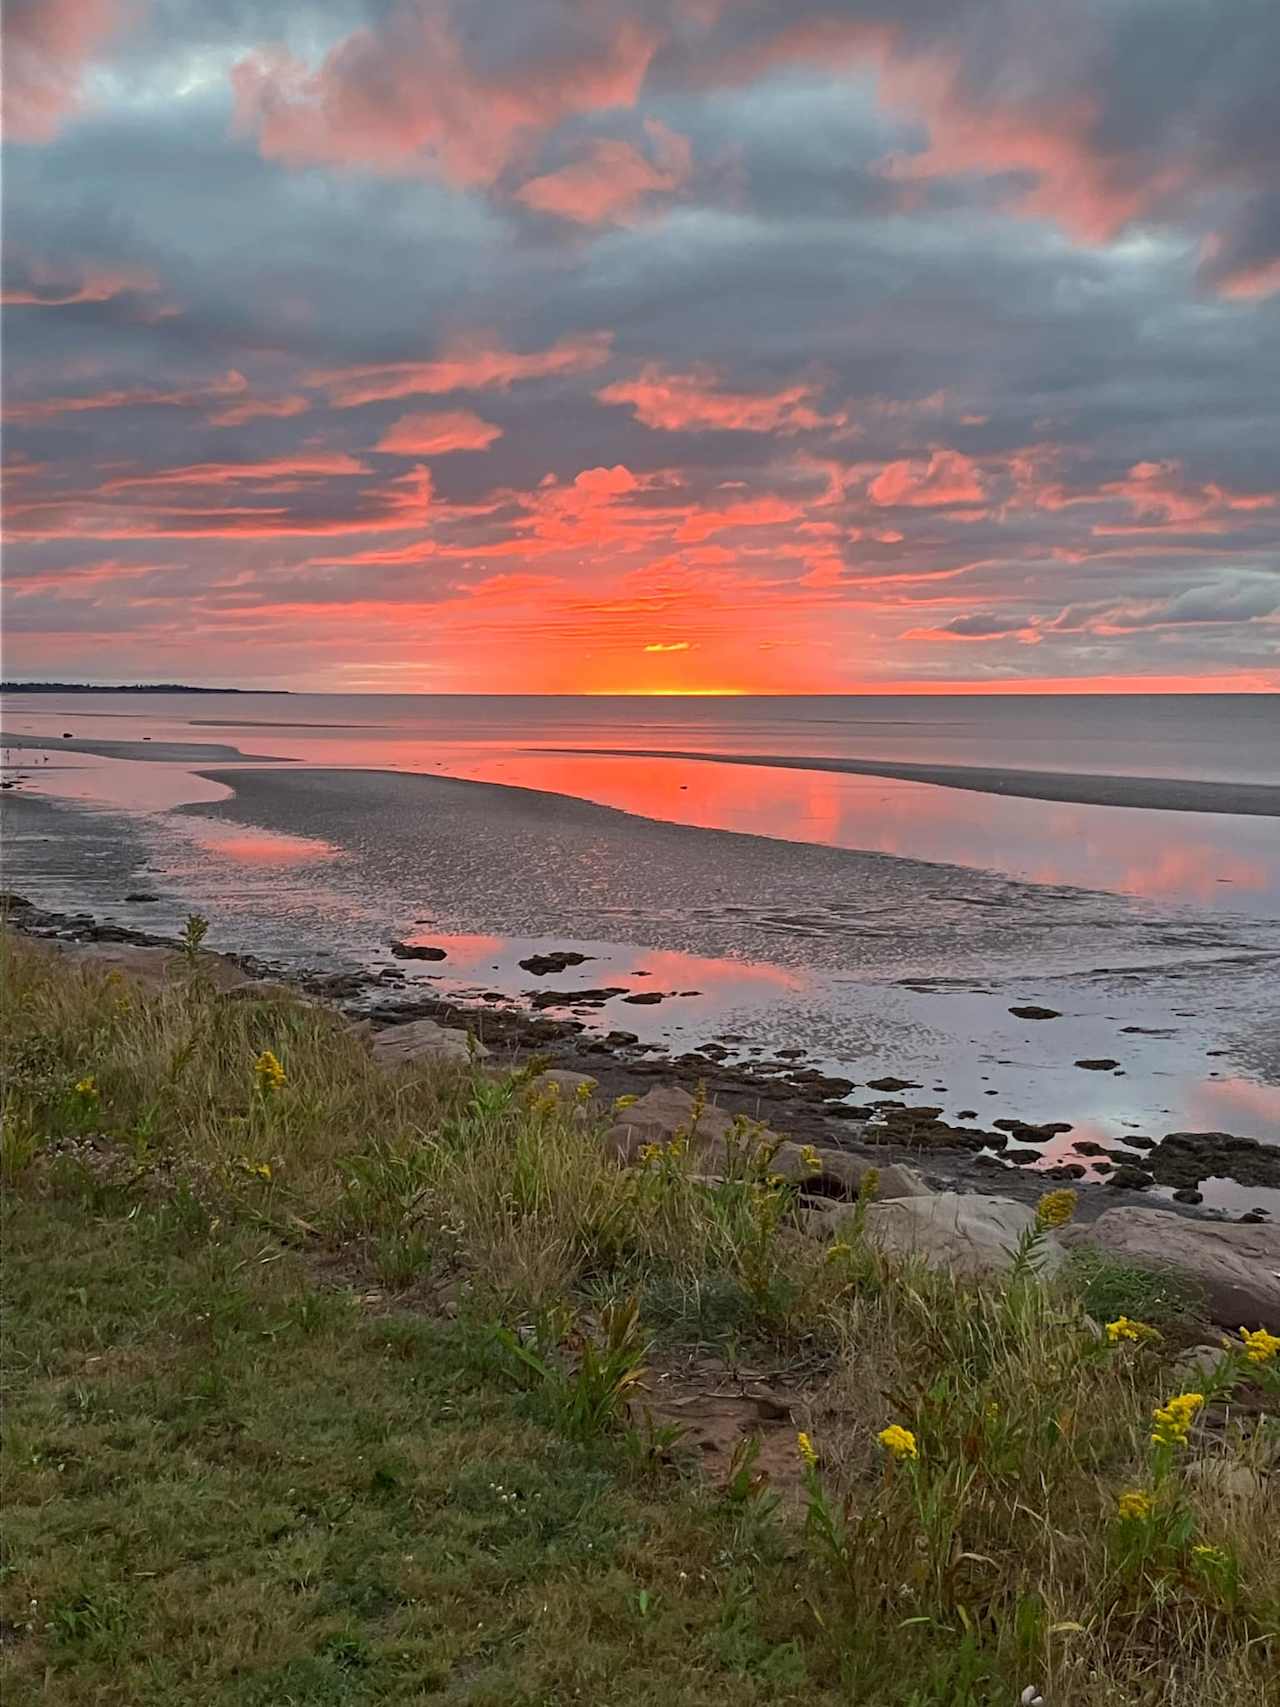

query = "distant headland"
[[0, 682, 290, 694]]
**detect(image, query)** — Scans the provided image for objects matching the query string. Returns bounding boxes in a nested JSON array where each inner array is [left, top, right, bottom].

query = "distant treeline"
[[0, 683, 289, 694]]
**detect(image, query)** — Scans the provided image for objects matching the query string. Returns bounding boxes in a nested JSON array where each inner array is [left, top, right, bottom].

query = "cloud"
[[5, 370, 250, 423], [0, 259, 159, 307], [598, 363, 842, 434], [643, 639, 690, 651], [869, 450, 985, 508], [309, 332, 612, 408], [231, 4, 657, 185], [1, 0, 138, 142], [515, 118, 692, 224], [375, 409, 503, 454]]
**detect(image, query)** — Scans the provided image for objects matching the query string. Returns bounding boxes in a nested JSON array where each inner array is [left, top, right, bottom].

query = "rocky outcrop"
[[807, 1191, 1066, 1279], [1060, 1208, 1280, 1330], [370, 1019, 488, 1069], [601, 1084, 929, 1200]]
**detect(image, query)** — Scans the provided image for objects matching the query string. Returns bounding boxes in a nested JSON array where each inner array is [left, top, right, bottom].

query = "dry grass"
[[3, 932, 1277, 1705]]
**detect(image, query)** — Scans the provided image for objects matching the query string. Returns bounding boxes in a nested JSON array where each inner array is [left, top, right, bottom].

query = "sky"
[[2, 0, 1279, 694]]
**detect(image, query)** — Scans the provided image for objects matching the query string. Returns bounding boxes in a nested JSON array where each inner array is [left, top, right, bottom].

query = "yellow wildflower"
[[1191, 1543, 1227, 1567], [796, 1431, 818, 1469], [253, 1049, 286, 1091], [1106, 1316, 1161, 1344], [825, 1240, 853, 1263], [1035, 1188, 1077, 1229], [1239, 1326, 1280, 1365], [612, 1094, 638, 1112], [74, 1076, 98, 1097], [878, 1424, 918, 1461], [574, 1079, 595, 1104], [237, 1157, 272, 1181], [799, 1144, 821, 1173], [1151, 1392, 1204, 1448], [1116, 1489, 1152, 1521], [636, 1142, 661, 1165]]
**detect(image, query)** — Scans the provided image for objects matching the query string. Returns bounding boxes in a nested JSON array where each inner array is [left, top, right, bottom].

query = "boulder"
[[370, 1019, 488, 1070], [810, 1191, 1066, 1280], [524, 1069, 600, 1105], [602, 1084, 927, 1200], [1065, 1207, 1280, 1331]]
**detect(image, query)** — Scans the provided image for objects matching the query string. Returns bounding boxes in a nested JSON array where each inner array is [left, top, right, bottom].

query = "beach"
[[3, 691, 1278, 1219]]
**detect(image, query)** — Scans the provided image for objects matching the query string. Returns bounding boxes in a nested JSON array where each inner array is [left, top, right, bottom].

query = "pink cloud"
[[376, 409, 503, 454], [1, 261, 159, 307], [516, 118, 691, 225], [1, 0, 139, 142], [309, 331, 612, 408], [231, 8, 657, 185], [5, 369, 249, 424], [869, 450, 985, 507], [209, 394, 311, 428], [598, 362, 843, 434], [1212, 257, 1280, 302], [98, 453, 368, 493]]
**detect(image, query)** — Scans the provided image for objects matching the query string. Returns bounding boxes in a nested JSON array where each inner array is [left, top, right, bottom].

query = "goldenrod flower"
[[796, 1431, 818, 1469], [1106, 1316, 1160, 1344], [253, 1049, 286, 1091], [1035, 1188, 1077, 1229], [1191, 1543, 1227, 1567], [1239, 1326, 1280, 1365], [612, 1094, 638, 1112], [878, 1424, 918, 1461], [1116, 1489, 1153, 1520], [574, 1079, 595, 1104], [799, 1144, 821, 1173], [1151, 1392, 1204, 1448], [825, 1240, 853, 1263], [74, 1076, 98, 1097]]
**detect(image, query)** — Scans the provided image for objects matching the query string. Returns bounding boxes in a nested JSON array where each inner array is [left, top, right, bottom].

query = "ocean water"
[[3, 690, 1279, 1209]]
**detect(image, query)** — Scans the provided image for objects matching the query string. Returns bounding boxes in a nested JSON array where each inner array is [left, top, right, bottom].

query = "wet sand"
[[535, 748, 1280, 817]]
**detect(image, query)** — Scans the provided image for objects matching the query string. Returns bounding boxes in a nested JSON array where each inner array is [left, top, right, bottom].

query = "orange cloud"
[[516, 119, 692, 224], [643, 640, 690, 652], [598, 362, 843, 435], [98, 453, 368, 493], [208, 394, 310, 428], [309, 331, 612, 408], [231, 9, 657, 186], [869, 450, 984, 507], [375, 409, 503, 454], [5, 369, 249, 423]]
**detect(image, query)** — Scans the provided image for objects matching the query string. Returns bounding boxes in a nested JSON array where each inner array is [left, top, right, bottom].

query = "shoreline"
[[5, 894, 1276, 1224], [532, 747, 1280, 817]]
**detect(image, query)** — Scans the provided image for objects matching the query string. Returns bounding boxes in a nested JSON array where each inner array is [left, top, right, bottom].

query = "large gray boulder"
[[1062, 1207, 1280, 1330], [602, 1085, 929, 1200], [809, 1191, 1066, 1280], [370, 1019, 488, 1070]]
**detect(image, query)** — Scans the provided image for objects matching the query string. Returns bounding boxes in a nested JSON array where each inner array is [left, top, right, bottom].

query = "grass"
[[2, 932, 1278, 1705]]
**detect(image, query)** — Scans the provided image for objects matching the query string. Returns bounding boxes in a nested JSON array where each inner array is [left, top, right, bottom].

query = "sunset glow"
[[2, 1, 1277, 692]]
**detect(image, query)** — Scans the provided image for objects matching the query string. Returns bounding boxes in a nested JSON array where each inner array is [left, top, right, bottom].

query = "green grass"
[[2, 933, 1277, 1705]]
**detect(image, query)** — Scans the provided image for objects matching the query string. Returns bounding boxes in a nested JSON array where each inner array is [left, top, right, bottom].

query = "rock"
[[518, 951, 593, 975], [1145, 1130, 1280, 1191], [1173, 1343, 1230, 1384], [621, 990, 665, 1005], [218, 980, 319, 1006], [1009, 1005, 1061, 1020], [1003, 1147, 1042, 1165], [602, 1085, 927, 1200], [124, 892, 160, 903], [1108, 1164, 1156, 1191], [1172, 1187, 1204, 1205], [1184, 1460, 1275, 1507], [525, 1069, 600, 1106], [1068, 1207, 1280, 1329], [1075, 1058, 1120, 1071], [602, 1029, 639, 1047], [813, 1191, 1066, 1280], [390, 941, 448, 961], [529, 985, 625, 1009], [370, 1019, 488, 1069], [1072, 1140, 1109, 1157], [0, 893, 35, 911], [865, 1076, 921, 1092]]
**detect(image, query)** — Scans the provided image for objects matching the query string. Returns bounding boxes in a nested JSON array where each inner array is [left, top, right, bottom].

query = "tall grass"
[[3, 932, 1277, 1704]]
